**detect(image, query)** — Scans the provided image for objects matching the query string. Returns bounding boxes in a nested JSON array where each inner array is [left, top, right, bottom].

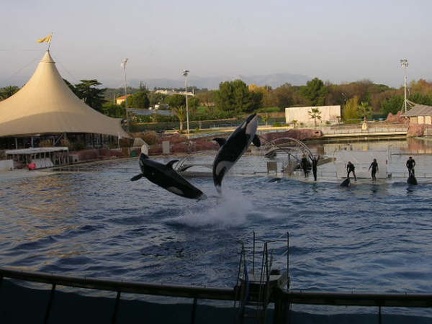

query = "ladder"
[[234, 233, 290, 324]]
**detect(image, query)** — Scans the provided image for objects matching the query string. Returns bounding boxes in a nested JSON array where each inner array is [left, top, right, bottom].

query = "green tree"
[[357, 101, 373, 120], [301, 77, 327, 106], [248, 91, 264, 112], [128, 90, 150, 108], [309, 107, 322, 127], [215, 79, 259, 114], [0, 86, 20, 100], [381, 96, 403, 116], [101, 103, 125, 118], [409, 93, 432, 106], [188, 96, 200, 115], [215, 81, 238, 113], [148, 92, 167, 107], [74, 79, 106, 112], [271, 83, 294, 108], [343, 96, 360, 123], [167, 94, 186, 132], [195, 90, 216, 109]]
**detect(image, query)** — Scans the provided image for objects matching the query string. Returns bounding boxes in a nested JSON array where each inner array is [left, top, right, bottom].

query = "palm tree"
[[167, 94, 187, 132], [309, 108, 322, 127], [357, 101, 373, 120]]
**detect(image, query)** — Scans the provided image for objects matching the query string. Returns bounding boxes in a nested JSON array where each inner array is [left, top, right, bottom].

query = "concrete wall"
[[285, 105, 341, 126]]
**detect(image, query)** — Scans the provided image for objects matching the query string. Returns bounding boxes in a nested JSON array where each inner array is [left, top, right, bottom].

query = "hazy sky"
[[1, 0, 432, 88]]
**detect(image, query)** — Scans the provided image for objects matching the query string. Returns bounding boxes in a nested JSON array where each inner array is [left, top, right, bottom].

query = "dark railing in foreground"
[[1, 267, 432, 323]]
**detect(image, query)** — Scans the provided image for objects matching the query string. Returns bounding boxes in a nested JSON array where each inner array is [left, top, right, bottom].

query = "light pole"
[[182, 69, 190, 135], [400, 58, 408, 113], [121, 58, 129, 131]]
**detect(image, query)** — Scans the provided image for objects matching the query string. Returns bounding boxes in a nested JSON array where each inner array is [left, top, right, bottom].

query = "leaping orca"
[[407, 174, 418, 185], [131, 153, 206, 200], [212, 113, 261, 192]]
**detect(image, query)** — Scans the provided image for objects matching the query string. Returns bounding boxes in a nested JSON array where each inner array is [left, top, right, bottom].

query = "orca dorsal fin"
[[131, 174, 144, 181], [213, 138, 226, 147], [166, 160, 179, 169], [252, 135, 261, 147]]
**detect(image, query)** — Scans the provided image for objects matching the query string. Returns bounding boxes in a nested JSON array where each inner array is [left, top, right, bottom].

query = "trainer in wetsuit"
[[300, 155, 310, 178], [312, 155, 320, 181], [368, 158, 379, 181], [406, 156, 416, 177], [346, 161, 357, 181]]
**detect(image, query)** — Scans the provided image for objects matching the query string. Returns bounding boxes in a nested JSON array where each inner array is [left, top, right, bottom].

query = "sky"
[[1, 0, 432, 89]]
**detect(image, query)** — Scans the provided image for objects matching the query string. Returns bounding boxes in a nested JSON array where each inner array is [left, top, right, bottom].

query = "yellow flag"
[[37, 34, 52, 43]]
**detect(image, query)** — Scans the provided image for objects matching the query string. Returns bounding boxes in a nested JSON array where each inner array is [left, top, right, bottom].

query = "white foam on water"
[[169, 187, 254, 229]]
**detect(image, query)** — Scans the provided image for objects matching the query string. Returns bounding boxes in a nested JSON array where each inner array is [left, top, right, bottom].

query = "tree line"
[[2, 77, 432, 130]]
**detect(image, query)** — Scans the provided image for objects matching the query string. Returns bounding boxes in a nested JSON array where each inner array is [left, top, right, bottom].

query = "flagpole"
[[48, 33, 53, 51]]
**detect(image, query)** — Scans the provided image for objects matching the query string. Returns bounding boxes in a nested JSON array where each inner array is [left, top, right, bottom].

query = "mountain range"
[[126, 72, 312, 90]]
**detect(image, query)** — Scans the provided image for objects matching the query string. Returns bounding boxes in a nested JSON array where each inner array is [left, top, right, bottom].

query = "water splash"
[[168, 187, 253, 229]]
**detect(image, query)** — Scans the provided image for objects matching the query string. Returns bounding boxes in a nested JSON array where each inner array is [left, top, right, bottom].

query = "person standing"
[[368, 158, 379, 181], [346, 161, 357, 181], [406, 156, 416, 177], [312, 155, 320, 181], [300, 154, 310, 178]]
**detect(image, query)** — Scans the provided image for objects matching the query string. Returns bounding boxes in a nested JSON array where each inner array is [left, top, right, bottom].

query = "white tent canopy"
[[0, 51, 130, 139]]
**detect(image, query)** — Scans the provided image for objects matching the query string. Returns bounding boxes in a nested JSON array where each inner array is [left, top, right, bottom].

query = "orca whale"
[[340, 177, 350, 187], [269, 177, 282, 183], [407, 174, 418, 185], [212, 113, 261, 192], [131, 153, 205, 199]]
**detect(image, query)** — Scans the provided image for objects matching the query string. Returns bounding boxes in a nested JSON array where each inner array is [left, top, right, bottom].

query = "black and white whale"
[[340, 177, 350, 187], [212, 113, 261, 192], [407, 174, 418, 185], [131, 153, 205, 199]]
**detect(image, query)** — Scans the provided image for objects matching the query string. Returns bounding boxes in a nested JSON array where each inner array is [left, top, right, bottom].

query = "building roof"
[[404, 104, 432, 117], [0, 51, 130, 138], [116, 94, 132, 100]]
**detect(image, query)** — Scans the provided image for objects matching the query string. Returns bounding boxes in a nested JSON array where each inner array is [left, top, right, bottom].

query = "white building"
[[285, 105, 341, 126]]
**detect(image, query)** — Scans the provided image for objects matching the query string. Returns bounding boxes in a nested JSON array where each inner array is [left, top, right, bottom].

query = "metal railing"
[[1, 267, 432, 323]]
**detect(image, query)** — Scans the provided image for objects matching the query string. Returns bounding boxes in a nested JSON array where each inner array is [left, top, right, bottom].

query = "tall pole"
[[183, 69, 190, 136], [122, 58, 129, 131], [400, 58, 408, 113]]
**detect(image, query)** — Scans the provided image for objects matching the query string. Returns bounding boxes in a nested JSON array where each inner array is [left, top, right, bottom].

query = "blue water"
[[1, 141, 432, 302]]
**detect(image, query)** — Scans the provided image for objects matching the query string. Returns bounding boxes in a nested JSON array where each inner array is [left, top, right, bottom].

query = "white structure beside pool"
[[285, 105, 341, 126]]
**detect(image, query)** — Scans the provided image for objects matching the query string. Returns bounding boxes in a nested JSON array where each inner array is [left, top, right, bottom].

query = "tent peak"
[[41, 51, 55, 64]]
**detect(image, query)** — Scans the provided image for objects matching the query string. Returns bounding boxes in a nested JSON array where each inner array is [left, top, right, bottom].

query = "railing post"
[[111, 290, 121, 324], [272, 288, 287, 324], [44, 283, 56, 324], [191, 297, 198, 324], [378, 305, 382, 324]]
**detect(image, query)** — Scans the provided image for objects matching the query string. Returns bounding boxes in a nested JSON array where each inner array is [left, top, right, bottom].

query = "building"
[[285, 105, 341, 126], [404, 103, 432, 125], [116, 94, 132, 106]]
